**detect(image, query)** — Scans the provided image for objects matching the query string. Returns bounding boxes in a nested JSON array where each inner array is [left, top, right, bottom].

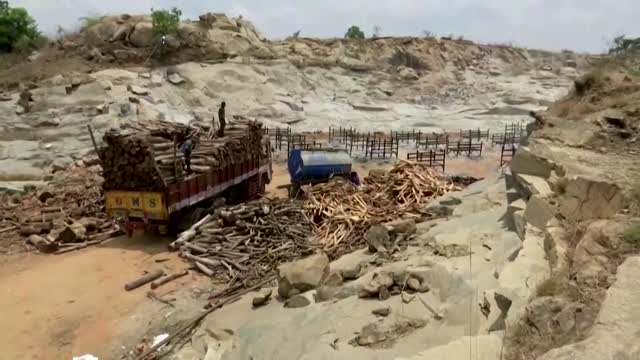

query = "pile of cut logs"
[[173, 161, 461, 280], [101, 117, 265, 191], [170, 198, 317, 293], [365, 161, 458, 211], [305, 161, 458, 258], [0, 167, 122, 255]]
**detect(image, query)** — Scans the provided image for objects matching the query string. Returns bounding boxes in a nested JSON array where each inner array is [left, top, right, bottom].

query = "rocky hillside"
[[501, 64, 640, 359], [0, 12, 591, 90], [0, 12, 593, 185]]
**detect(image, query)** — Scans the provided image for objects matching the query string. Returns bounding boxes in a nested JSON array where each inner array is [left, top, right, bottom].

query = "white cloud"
[[10, 0, 640, 52]]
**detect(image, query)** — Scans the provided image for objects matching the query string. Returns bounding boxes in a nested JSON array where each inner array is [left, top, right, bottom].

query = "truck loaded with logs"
[[98, 116, 272, 236]]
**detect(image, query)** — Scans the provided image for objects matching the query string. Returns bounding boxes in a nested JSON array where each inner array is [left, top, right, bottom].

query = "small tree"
[[345, 25, 365, 40], [422, 30, 435, 39], [372, 25, 381, 38], [151, 7, 182, 36], [0, 1, 43, 53], [56, 25, 65, 39], [609, 35, 640, 54]]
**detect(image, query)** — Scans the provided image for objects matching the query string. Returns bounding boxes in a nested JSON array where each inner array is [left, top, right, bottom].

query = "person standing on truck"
[[217, 101, 226, 137], [179, 130, 196, 175]]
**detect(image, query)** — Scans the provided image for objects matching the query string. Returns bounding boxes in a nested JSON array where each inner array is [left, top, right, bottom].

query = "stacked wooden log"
[[0, 167, 122, 255], [365, 160, 458, 212], [305, 161, 459, 258], [101, 116, 266, 191], [170, 198, 317, 289]]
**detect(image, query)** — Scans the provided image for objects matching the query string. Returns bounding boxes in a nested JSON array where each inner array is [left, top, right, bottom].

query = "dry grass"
[[547, 55, 640, 121], [504, 320, 541, 360], [574, 68, 605, 96], [630, 181, 640, 216]]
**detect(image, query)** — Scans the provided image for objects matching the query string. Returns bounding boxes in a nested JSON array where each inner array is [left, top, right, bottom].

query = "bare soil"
[[0, 234, 206, 360]]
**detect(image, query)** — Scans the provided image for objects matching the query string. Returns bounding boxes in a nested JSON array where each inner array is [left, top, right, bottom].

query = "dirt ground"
[[0, 234, 208, 360], [0, 149, 502, 359]]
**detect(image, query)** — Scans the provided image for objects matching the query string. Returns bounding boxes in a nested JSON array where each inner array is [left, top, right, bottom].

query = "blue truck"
[[287, 149, 357, 198]]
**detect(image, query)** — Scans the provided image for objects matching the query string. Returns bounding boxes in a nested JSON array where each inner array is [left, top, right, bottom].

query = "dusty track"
[[0, 234, 204, 360]]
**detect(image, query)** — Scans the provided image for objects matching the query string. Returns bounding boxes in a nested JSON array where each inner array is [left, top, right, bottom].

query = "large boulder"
[[84, 18, 121, 46], [129, 22, 154, 47], [277, 253, 330, 299], [514, 173, 553, 198], [573, 220, 621, 285], [523, 195, 557, 230], [365, 225, 391, 253], [559, 177, 625, 222], [206, 29, 254, 56], [199, 13, 240, 32], [510, 146, 560, 178], [398, 66, 420, 80]]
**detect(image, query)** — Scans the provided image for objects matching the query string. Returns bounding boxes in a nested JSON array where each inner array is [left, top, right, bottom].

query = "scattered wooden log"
[[125, 270, 165, 291], [133, 276, 276, 360], [150, 270, 189, 289]]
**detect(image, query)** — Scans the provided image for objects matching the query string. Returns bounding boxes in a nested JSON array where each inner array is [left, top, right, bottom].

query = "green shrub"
[[574, 69, 602, 96], [623, 224, 640, 245], [609, 35, 640, 55], [0, 1, 43, 53], [151, 7, 182, 36], [345, 25, 365, 40], [12, 34, 41, 53]]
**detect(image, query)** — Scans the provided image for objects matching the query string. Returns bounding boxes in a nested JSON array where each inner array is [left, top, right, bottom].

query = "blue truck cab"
[[287, 149, 353, 197]]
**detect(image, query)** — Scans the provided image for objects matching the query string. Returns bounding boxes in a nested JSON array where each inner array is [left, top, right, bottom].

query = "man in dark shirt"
[[179, 130, 196, 175], [218, 101, 226, 137]]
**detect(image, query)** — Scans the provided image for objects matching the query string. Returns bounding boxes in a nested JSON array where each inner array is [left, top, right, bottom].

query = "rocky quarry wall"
[[44, 13, 591, 78]]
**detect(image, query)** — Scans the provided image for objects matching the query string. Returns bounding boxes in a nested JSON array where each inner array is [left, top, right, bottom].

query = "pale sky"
[[11, 0, 640, 53]]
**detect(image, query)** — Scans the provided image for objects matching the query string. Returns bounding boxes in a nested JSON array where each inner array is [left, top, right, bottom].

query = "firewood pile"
[[101, 116, 266, 191], [305, 161, 458, 257], [0, 167, 122, 255], [163, 161, 461, 305], [169, 198, 317, 293], [171, 161, 459, 275], [365, 161, 458, 211]]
